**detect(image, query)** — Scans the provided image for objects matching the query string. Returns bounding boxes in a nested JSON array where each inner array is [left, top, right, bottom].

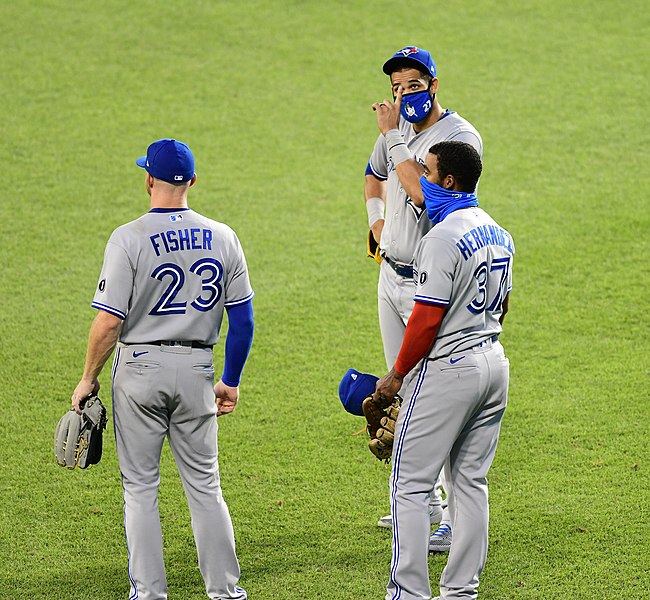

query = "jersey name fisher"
[[92, 208, 254, 346], [149, 227, 213, 256]]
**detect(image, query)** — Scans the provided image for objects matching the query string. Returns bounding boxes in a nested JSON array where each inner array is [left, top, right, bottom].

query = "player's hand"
[[215, 380, 239, 416], [374, 368, 404, 404], [372, 89, 402, 135], [71, 378, 100, 414]]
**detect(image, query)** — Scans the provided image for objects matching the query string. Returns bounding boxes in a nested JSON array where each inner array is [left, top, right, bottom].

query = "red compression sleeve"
[[393, 302, 447, 377]]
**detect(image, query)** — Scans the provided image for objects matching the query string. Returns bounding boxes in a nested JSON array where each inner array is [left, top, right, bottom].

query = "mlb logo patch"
[[170, 214, 184, 222]]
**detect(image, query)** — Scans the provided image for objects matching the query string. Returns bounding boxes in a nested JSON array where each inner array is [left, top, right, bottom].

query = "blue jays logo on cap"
[[338, 368, 378, 417], [136, 138, 195, 184], [399, 46, 419, 57], [383, 46, 437, 79]]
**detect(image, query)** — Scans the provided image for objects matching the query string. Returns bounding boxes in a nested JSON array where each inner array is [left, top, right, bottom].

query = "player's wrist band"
[[384, 129, 412, 166], [366, 197, 385, 228]]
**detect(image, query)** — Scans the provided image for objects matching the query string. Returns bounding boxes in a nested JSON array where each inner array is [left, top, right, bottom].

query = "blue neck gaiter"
[[420, 176, 478, 224]]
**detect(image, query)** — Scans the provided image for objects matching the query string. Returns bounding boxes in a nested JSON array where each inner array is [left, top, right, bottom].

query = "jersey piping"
[[91, 301, 127, 320]]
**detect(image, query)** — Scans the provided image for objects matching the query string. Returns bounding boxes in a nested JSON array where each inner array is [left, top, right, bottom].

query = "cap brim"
[[135, 156, 147, 168], [383, 56, 430, 76]]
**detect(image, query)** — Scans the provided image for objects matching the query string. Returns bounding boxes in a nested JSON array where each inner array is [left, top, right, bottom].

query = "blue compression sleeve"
[[221, 299, 254, 387]]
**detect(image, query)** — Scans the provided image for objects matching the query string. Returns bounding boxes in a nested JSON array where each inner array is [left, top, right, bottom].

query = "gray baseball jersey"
[[367, 111, 483, 264], [97, 206, 252, 599], [386, 206, 513, 600], [92, 208, 254, 344], [373, 113, 483, 532], [413, 206, 514, 357]]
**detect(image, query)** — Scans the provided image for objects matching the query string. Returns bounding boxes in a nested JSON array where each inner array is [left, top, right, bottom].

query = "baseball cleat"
[[429, 523, 452, 552], [377, 503, 444, 529], [377, 514, 393, 529]]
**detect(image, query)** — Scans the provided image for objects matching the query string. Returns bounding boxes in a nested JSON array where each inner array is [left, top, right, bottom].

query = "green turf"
[[1, 1, 648, 598]]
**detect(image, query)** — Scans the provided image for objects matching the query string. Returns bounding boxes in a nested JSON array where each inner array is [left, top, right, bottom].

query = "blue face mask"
[[400, 90, 434, 123], [420, 176, 478, 224]]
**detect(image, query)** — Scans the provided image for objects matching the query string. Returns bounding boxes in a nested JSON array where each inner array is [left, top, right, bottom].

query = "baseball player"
[[366, 45, 483, 547], [71, 138, 254, 600], [375, 140, 513, 600]]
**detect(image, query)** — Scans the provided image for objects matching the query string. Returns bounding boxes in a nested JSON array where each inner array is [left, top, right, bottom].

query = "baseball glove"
[[54, 395, 107, 470], [367, 230, 382, 264], [362, 393, 401, 461]]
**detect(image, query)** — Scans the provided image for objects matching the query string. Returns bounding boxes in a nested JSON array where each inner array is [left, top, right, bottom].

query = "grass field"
[[1, 1, 648, 599]]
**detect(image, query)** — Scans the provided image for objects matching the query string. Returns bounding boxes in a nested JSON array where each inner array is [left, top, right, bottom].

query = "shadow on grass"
[[1, 555, 222, 600], [0, 565, 126, 600], [233, 520, 451, 599]]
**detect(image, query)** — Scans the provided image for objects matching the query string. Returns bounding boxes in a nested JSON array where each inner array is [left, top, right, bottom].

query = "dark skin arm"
[[374, 368, 404, 405], [499, 293, 509, 325]]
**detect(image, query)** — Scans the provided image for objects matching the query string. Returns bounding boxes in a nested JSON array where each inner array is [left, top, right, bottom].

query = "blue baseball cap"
[[136, 138, 195, 184], [338, 368, 378, 417], [383, 46, 437, 78]]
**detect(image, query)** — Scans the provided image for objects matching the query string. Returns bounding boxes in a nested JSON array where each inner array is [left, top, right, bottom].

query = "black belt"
[[151, 340, 213, 349], [383, 256, 414, 279]]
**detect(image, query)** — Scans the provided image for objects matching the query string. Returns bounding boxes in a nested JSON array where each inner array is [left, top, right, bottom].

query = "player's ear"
[[442, 174, 455, 190], [189, 174, 197, 187], [429, 77, 438, 94]]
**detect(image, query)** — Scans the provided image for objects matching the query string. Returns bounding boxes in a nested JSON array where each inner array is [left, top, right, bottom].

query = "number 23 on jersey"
[[150, 257, 223, 316]]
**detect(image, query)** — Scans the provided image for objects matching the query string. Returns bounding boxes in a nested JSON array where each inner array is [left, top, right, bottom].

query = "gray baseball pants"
[[385, 339, 509, 600], [112, 342, 247, 600], [378, 260, 446, 513]]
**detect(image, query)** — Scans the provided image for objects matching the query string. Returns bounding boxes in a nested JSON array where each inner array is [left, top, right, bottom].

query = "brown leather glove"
[[362, 394, 400, 461]]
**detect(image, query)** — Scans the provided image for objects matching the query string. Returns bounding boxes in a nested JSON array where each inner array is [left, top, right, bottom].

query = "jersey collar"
[[149, 207, 191, 213]]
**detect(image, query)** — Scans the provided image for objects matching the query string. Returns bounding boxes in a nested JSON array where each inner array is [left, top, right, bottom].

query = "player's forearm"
[[365, 175, 386, 241], [221, 300, 254, 387], [499, 293, 510, 325], [383, 129, 425, 206], [395, 160, 425, 206], [365, 174, 386, 202], [81, 310, 122, 381], [393, 303, 446, 377]]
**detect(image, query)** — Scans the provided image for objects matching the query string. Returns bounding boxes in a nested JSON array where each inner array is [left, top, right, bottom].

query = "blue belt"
[[476, 334, 499, 347], [384, 256, 414, 279]]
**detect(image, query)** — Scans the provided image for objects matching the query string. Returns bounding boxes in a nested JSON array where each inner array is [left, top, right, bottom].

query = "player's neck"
[[149, 192, 189, 210], [413, 102, 445, 133]]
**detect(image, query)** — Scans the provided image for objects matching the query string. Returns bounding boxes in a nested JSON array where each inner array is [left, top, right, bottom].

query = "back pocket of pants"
[[125, 361, 162, 375]]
